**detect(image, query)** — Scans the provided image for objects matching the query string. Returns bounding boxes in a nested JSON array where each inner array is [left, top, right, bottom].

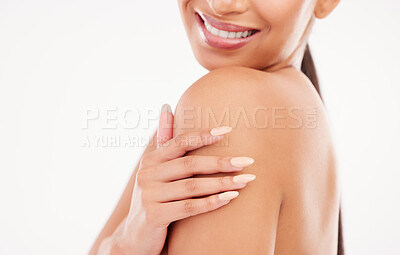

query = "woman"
[[89, 0, 343, 254]]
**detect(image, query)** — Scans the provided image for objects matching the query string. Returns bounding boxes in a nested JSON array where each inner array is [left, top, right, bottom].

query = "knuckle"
[[183, 156, 196, 170], [136, 169, 151, 187], [184, 178, 198, 193], [218, 176, 230, 189], [141, 188, 153, 203], [200, 130, 212, 144], [205, 196, 214, 210], [145, 203, 169, 228], [144, 204, 159, 224], [217, 156, 226, 169], [174, 134, 186, 147], [183, 200, 196, 214]]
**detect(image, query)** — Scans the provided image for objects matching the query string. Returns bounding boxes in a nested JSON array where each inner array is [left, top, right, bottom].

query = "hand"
[[110, 104, 256, 255]]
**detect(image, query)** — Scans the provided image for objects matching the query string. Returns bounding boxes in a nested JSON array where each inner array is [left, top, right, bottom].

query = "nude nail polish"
[[233, 174, 256, 184], [218, 191, 239, 201], [161, 103, 172, 113], [210, 126, 232, 136], [230, 157, 255, 167]]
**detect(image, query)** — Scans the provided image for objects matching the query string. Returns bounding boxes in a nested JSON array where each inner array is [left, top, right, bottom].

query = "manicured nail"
[[218, 191, 239, 201], [161, 103, 172, 113], [230, 157, 254, 167], [210, 126, 232, 136], [233, 174, 256, 184]]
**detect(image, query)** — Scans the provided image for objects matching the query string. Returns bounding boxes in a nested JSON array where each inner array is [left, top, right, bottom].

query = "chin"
[[193, 53, 244, 71], [192, 49, 272, 71]]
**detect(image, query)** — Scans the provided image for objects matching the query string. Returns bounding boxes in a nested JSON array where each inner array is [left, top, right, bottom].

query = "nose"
[[206, 0, 249, 16]]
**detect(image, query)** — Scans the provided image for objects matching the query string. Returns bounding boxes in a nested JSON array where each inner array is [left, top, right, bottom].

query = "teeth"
[[211, 27, 219, 36], [219, 30, 228, 38], [203, 19, 255, 39]]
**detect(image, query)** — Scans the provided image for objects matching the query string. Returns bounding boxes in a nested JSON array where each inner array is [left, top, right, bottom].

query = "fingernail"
[[218, 191, 239, 201], [230, 157, 254, 167], [233, 174, 256, 184], [210, 126, 232, 136], [161, 104, 172, 113]]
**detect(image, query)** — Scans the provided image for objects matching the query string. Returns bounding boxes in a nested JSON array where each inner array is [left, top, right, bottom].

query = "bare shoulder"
[[168, 66, 339, 255], [176, 65, 324, 110], [174, 65, 334, 180]]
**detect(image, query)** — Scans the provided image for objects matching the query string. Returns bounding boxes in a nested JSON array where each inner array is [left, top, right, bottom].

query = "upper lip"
[[197, 12, 259, 32]]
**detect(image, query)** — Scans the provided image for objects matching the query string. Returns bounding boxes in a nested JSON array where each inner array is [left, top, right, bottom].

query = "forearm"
[[97, 217, 130, 255], [89, 172, 136, 255], [89, 131, 158, 255], [97, 216, 168, 255]]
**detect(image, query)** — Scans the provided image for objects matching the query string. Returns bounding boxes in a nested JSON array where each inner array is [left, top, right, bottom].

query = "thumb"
[[157, 103, 174, 149]]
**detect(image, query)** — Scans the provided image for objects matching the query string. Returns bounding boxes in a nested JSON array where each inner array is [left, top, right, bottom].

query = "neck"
[[262, 42, 307, 73]]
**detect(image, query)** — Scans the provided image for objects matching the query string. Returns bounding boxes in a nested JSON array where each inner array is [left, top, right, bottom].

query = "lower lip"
[[195, 12, 259, 50]]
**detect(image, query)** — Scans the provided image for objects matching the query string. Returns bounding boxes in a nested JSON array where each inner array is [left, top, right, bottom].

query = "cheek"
[[178, 0, 198, 32], [178, 0, 189, 18], [256, 0, 309, 32], [177, 0, 193, 36], [178, 0, 190, 7], [254, 0, 312, 56]]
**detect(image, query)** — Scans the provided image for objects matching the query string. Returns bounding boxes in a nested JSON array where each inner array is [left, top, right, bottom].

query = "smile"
[[195, 12, 260, 50]]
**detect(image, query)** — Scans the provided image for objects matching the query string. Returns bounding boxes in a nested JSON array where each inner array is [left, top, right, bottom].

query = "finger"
[[157, 104, 174, 149], [148, 126, 233, 164], [157, 191, 240, 224], [154, 156, 254, 182], [153, 174, 256, 202]]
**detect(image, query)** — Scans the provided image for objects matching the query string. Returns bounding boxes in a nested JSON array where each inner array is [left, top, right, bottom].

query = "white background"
[[0, 0, 399, 254]]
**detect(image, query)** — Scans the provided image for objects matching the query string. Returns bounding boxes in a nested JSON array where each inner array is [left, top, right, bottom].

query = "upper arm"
[[166, 66, 333, 254]]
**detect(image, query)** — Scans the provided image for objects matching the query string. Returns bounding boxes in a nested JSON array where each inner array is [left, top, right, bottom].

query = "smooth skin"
[[166, 66, 339, 255], [89, 0, 341, 254]]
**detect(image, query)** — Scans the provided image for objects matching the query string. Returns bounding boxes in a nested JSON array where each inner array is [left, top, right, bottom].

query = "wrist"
[[109, 239, 129, 255], [109, 230, 137, 255]]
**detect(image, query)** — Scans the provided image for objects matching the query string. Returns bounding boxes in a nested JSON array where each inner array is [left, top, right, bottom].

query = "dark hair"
[[301, 44, 344, 255]]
